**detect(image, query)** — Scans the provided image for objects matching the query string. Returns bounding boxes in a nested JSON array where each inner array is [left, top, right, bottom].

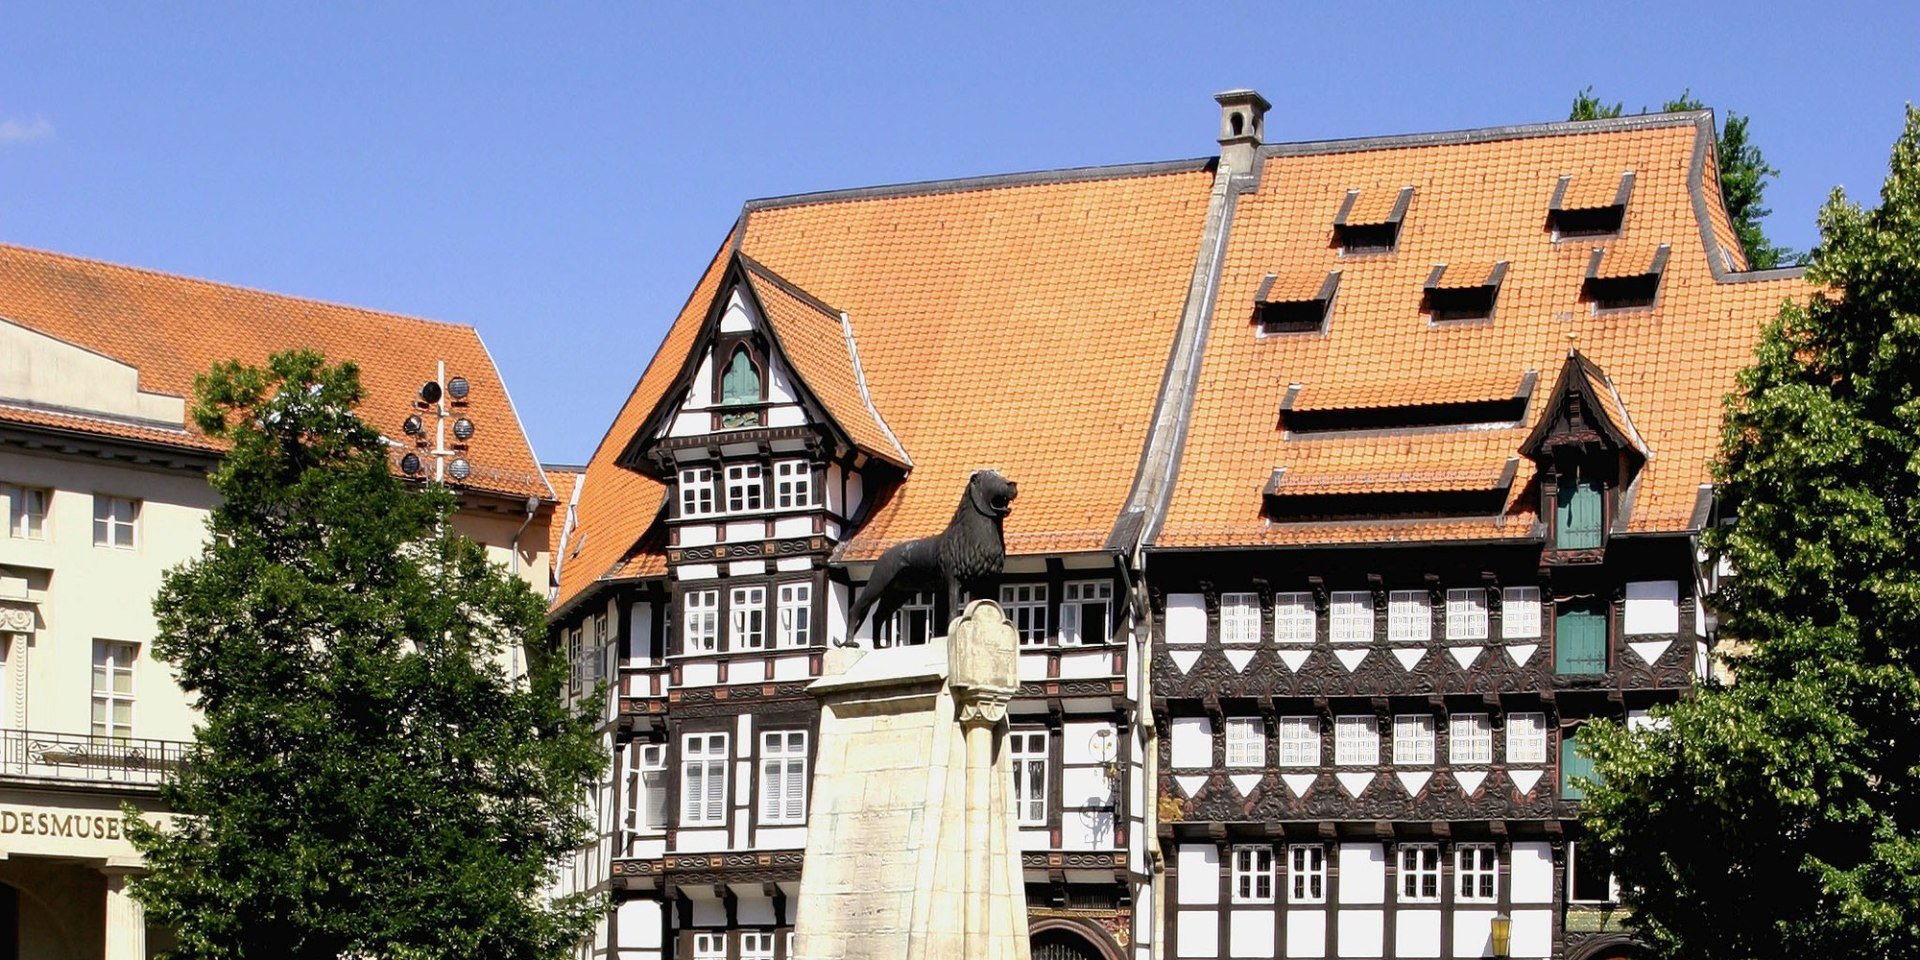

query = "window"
[[1449, 713, 1493, 765], [566, 627, 584, 695], [730, 586, 766, 651], [1232, 846, 1275, 903], [1009, 730, 1047, 825], [776, 582, 812, 648], [1555, 469, 1605, 549], [679, 467, 716, 517], [1507, 712, 1548, 764], [1225, 718, 1264, 768], [1555, 600, 1609, 675], [727, 463, 765, 513], [92, 496, 138, 549], [740, 932, 775, 960], [1288, 845, 1326, 903], [683, 590, 720, 653], [1060, 581, 1112, 644], [1330, 591, 1373, 644], [759, 730, 808, 824], [1446, 588, 1488, 640], [1274, 592, 1315, 644], [1393, 714, 1435, 766], [8, 486, 48, 540], [692, 932, 726, 960], [879, 591, 935, 648], [1000, 584, 1049, 646], [91, 641, 136, 739], [1277, 716, 1319, 767], [1387, 590, 1431, 643], [1220, 592, 1260, 644], [720, 345, 760, 405], [680, 733, 729, 826], [1568, 841, 1618, 903], [1561, 728, 1599, 799], [1502, 586, 1543, 639], [1457, 844, 1499, 902], [1334, 715, 1379, 766], [1398, 843, 1441, 901], [773, 459, 815, 509], [627, 743, 668, 832]]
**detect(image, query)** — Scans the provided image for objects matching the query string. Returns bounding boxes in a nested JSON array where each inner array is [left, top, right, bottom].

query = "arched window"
[[720, 346, 760, 405]]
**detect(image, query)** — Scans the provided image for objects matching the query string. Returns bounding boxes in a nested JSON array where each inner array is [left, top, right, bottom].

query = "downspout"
[[509, 494, 539, 681]]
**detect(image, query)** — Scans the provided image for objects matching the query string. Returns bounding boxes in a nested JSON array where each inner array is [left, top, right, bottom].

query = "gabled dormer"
[[1521, 351, 1648, 560]]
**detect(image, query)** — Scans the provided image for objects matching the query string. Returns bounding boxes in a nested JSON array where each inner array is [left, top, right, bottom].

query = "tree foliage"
[[1579, 106, 1920, 960], [1568, 87, 1797, 268], [127, 350, 603, 960]]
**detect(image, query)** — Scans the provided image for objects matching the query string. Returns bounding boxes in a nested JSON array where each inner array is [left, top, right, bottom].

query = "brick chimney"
[[1214, 89, 1270, 174]]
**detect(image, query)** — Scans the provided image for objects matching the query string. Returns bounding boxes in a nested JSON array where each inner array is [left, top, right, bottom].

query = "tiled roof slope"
[[545, 466, 582, 560], [0, 244, 551, 501], [1154, 116, 1805, 549]]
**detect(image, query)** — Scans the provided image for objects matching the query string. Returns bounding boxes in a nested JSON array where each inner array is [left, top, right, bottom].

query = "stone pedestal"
[[794, 600, 1030, 960]]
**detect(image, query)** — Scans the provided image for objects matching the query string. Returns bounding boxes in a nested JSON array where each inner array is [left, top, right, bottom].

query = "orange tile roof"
[[1156, 115, 1806, 550], [0, 244, 551, 501], [1285, 370, 1530, 414], [1558, 170, 1631, 210], [1427, 260, 1507, 290], [1591, 243, 1669, 279], [1578, 357, 1650, 458], [1259, 269, 1339, 304], [1342, 186, 1410, 226]]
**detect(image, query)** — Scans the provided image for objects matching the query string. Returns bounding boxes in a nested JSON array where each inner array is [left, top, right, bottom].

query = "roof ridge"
[[741, 157, 1216, 213], [1258, 110, 1713, 159], [837, 309, 911, 469], [738, 253, 843, 318]]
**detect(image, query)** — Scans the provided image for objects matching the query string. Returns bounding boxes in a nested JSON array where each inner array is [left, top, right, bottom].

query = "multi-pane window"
[[683, 590, 720, 653], [1556, 600, 1609, 675], [1274, 592, 1315, 644], [776, 583, 812, 648], [680, 733, 729, 826], [759, 730, 808, 824], [91, 641, 136, 739], [1507, 712, 1548, 764], [1060, 581, 1113, 644], [879, 591, 935, 648], [1449, 713, 1493, 765], [1446, 588, 1488, 640], [8, 486, 48, 540], [1330, 591, 1373, 643], [1398, 844, 1442, 902], [691, 932, 726, 960], [1220, 592, 1260, 644], [1225, 717, 1264, 767], [679, 467, 716, 517], [1393, 714, 1435, 766], [92, 496, 138, 549], [999, 584, 1049, 646], [730, 586, 766, 651], [1009, 730, 1048, 825], [726, 463, 765, 513], [629, 743, 668, 832], [1457, 844, 1499, 901], [1387, 590, 1431, 643], [1503, 586, 1543, 638], [1277, 716, 1319, 766], [739, 932, 775, 960], [773, 459, 815, 508], [566, 626, 584, 695], [1288, 845, 1326, 903], [1232, 846, 1275, 903], [1334, 715, 1379, 766]]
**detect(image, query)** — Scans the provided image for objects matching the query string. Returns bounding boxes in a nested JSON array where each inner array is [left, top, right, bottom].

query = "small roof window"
[[1255, 270, 1341, 335], [1582, 245, 1669, 313], [1549, 172, 1634, 238], [1423, 261, 1509, 324], [1333, 186, 1414, 255]]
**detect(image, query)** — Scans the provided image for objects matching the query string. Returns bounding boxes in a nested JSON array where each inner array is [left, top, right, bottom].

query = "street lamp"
[[1490, 912, 1512, 958]]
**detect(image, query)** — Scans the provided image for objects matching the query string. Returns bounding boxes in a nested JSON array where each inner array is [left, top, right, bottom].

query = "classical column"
[[957, 690, 1010, 956], [102, 867, 146, 960]]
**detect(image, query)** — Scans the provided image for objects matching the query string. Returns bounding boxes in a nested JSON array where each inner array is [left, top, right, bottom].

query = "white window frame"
[[1273, 591, 1315, 644], [680, 732, 729, 827], [1288, 844, 1326, 903], [759, 730, 808, 825], [1220, 592, 1260, 644], [1449, 713, 1493, 765], [1398, 843, 1442, 902], [1503, 586, 1543, 639], [1330, 591, 1373, 644], [92, 495, 138, 550], [879, 591, 936, 648], [1000, 583, 1049, 647], [8, 486, 48, 540], [91, 640, 137, 740], [1387, 590, 1431, 644], [691, 932, 726, 960], [1507, 711, 1548, 764], [1232, 845, 1276, 904], [566, 626, 584, 695], [1224, 717, 1263, 768], [1393, 714, 1435, 766], [628, 742, 668, 832], [683, 590, 720, 654], [1334, 715, 1379, 766], [730, 585, 766, 651], [1060, 580, 1113, 645], [1457, 843, 1499, 902], [1446, 588, 1489, 640], [1009, 730, 1048, 825], [1276, 716, 1319, 767], [740, 932, 775, 960], [776, 582, 812, 648], [1567, 840, 1622, 903], [725, 462, 765, 513], [773, 459, 816, 509], [679, 466, 716, 518]]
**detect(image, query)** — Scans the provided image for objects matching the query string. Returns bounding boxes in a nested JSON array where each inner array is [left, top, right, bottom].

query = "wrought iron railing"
[[0, 728, 188, 786]]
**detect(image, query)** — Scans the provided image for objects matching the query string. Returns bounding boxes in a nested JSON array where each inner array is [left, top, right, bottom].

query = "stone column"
[[102, 867, 146, 960], [957, 690, 1010, 956]]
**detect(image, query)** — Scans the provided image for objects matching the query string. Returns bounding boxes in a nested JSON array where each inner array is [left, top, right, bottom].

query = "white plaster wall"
[[1624, 580, 1680, 634], [1510, 908, 1553, 958], [1229, 910, 1273, 958], [1170, 717, 1212, 768], [1396, 909, 1442, 958], [1452, 909, 1495, 958], [1509, 841, 1553, 903], [1286, 909, 1326, 958], [1176, 844, 1219, 905], [766, 405, 807, 428], [0, 319, 185, 425], [1059, 650, 1112, 678], [1337, 844, 1384, 904], [1165, 593, 1206, 644], [1336, 909, 1383, 958], [773, 516, 811, 538], [1176, 909, 1217, 958], [615, 899, 663, 948]]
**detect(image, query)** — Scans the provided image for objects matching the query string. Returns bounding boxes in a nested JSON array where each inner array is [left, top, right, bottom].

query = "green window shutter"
[[1561, 731, 1599, 799], [1555, 603, 1608, 675], [720, 347, 760, 405], [1555, 473, 1604, 549]]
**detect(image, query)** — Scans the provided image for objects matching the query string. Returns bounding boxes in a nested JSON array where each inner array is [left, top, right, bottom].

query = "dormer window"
[[1583, 245, 1669, 313], [1549, 172, 1634, 239], [1424, 261, 1509, 324], [720, 344, 761, 405], [1553, 461, 1607, 549], [1333, 186, 1413, 255], [1523, 352, 1649, 561], [1255, 271, 1340, 335]]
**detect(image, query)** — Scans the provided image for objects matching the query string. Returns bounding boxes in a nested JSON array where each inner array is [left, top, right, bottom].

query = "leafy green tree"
[[1579, 106, 1920, 960], [1568, 88, 1797, 268], [127, 350, 603, 960]]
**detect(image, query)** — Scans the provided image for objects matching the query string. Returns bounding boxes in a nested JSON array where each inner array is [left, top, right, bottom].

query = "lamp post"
[[1490, 912, 1512, 958]]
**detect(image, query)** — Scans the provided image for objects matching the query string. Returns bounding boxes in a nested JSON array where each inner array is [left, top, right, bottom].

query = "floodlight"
[[446, 376, 470, 400], [452, 417, 475, 441], [399, 452, 423, 476], [419, 380, 442, 405], [402, 414, 425, 437], [448, 457, 472, 482]]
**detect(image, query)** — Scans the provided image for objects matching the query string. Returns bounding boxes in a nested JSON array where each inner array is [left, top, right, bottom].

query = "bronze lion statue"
[[846, 470, 1017, 644]]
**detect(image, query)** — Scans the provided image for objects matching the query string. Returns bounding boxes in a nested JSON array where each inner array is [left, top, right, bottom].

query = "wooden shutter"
[[1556, 473, 1605, 548], [1555, 603, 1609, 675], [1561, 732, 1598, 799]]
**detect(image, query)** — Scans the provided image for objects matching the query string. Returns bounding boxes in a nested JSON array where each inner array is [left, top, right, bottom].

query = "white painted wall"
[[1176, 844, 1219, 904], [1337, 843, 1385, 904], [1624, 580, 1681, 634], [1166, 593, 1206, 644], [1170, 717, 1213, 767]]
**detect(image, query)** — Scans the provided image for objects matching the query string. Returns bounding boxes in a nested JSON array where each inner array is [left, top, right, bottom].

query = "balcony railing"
[[0, 728, 188, 787]]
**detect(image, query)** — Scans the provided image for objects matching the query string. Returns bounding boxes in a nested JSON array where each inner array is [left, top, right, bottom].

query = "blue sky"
[[3, 3, 1915, 465]]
